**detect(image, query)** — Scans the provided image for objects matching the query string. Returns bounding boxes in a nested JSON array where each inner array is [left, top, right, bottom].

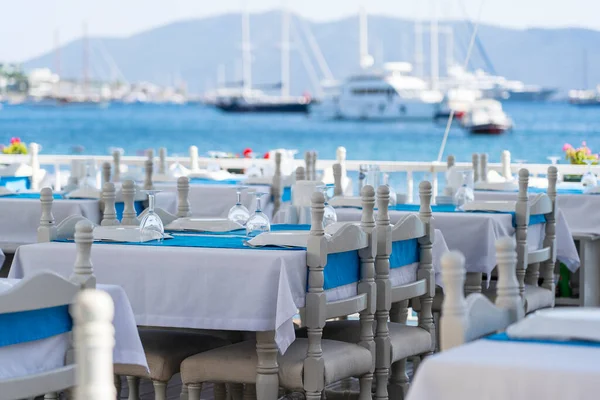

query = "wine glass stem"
[[237, 191, 242, 205], [148, 194, 155, 212], [256, 196, 262, 212]]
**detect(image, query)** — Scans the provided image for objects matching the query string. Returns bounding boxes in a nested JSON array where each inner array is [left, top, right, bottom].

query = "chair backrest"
[[311, 151, 318, 181], [0, 220, 96, 399], [112, 150, 121, 183], [472, 153, 480, 182], [480, 153, 488, 182], [143, 159, 154, 191], [158, 147, 167, 175], [177, 176, 192, 218], [333, 163, 343, 197], [304, 189, 374, 386], [101, 182, 119, 226], [440, 237, 524, 351], [72, 289, 116, 400], [271, 152, 283, 216], [38, 187, 58, 242], [540, 166, 558, 293], [101, 162, 111, 186], [501, 150, 511, 180], [295, 166, 306, 181]]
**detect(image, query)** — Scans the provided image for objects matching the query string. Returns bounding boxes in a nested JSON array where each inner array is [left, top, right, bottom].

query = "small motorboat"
[[460, 99, 513, 134]]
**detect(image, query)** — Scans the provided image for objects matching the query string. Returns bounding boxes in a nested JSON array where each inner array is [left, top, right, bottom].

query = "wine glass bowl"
[[140, 190, 164, 242], [246, 192, 271, 237], [454, 171, 475, 211], [547, 156, 563, 183], [228, 186, 251, 225], [582, 159, 597, 190]]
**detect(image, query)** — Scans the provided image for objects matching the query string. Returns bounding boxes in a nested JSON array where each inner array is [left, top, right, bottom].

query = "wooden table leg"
[[256, 330, 279, 400], [578, 237, 600, 307]]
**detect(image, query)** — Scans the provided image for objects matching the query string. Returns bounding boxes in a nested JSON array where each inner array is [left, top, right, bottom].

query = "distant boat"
[[569, 86, 600, 106], [461, 99, 513, 134]]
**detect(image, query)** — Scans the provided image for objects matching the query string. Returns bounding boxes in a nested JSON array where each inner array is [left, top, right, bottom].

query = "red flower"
[[10, 137, 20, 144], [263, 152, 270, 159], [243, 148, 253, 158]]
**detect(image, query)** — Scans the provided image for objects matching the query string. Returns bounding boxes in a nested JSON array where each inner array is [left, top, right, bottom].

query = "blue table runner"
[[0, 305, 72, 348], [2, 193, 64, 200], [486, 332, 600, 348], [0, 176, 30, 192]]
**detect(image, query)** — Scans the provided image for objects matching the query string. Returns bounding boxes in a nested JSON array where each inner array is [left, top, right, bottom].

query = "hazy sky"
[[0, 0, 596, 62]]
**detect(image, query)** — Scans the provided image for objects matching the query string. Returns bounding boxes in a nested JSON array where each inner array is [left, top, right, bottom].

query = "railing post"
[[29, 142, 41, 191], [431, 169, 439, 200], [54, 162, 62, 192]]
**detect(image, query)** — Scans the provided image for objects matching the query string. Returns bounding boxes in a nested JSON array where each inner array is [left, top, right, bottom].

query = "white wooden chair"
[[102, 161, 111, 186], [180, 190, 376, 400], [271, 152, 283, 216], [316, 182, 435, 399], [440, 237, 524, 351], [101, 182, 120, 226], [295, 166, 306, 181], [483, 167, 558, 314], [120, 179, 140, 226]]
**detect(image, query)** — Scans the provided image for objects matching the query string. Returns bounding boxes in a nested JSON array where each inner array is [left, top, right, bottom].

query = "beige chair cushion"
[[308, 320, 431, 362], [117, 329, 230, 382], [181, 338, 372, 390], [523, 285, 554, 314]]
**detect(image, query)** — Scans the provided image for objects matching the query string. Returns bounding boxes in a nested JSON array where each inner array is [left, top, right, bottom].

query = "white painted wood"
[[143, 159, 154, 190], [102, 162, 111, 186], [72, 289, 116, 400], [177, 176, 192, 218], [189, 146, 200, 171], [304, 151, 312, 182], [0, 271, 80, 400], [158, 148, 167, 175], [326, 293, 368, 320], [70, 220, 97, 289], [271, 152, 283, 216], [38, 187, 58, 242], [121, 180, 139, 226], [440, 237, 523, 351], [541, 166, 558, 295], [112, 150, 121, 183], [391, 281, 427, 303], [29, 142, 41, 191], [480, 153, 488, 182], [101, 182, 119, 226], [311, 151, 318, 181], [472, 153, 480, 183], [501, 150, 511, 180], [295, 166, 305, 181], [515, 168, 530, 298], [333, 163, 343, 197]]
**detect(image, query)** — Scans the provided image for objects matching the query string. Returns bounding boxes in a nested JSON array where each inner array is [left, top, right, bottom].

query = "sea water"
[[0, 101, 598, 193]]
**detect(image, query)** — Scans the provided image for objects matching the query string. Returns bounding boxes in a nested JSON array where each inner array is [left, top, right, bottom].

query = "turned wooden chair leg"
[[115, 375, 123, 399], [388, 359, 409, 400], [359, 373, 373, 400], [153, 381, 167, 400], [188, 383, 203, 400], [126, 376, 140, 400]]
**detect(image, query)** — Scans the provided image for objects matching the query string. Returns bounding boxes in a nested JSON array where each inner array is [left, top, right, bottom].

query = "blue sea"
[[0, 102, 599, 164]]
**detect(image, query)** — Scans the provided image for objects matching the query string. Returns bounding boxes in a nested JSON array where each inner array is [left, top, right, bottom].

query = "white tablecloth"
[[9, 233, 448, 353], [476, 190, 600, 236], [154, 183, 273, 218], [0, 280, 148, 380], [407, 339, 600, 400], [335, 208, 580, 274], [0, 193, 177, 253], [0, 198, 100, 252]]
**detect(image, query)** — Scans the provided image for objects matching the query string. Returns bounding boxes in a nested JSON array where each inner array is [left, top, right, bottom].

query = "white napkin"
[[507, 308, 600, 342], [93, 226, 170, 242], [248, 222, 365, 249], [65, 186, 102, 199], [328, 196, 362, 208], [475, 181, 519, 192], [165, 218, 243, 232], [462, 200, 516, 213], [244, 176, 273, 185], [188, 169, 235, 181]]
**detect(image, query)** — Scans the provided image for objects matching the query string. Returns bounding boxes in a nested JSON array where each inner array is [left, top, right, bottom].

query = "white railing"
[[2, 144, 598, 202]]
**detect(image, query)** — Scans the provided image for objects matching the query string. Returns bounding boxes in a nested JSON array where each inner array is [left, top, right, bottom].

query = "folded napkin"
[[93, 226, 170, 242], [328, 196, 362, 208], [248, 222, 366, 249], [66, 186, 102, 199], [188, 169, 235, 181], [166, 218, 244, 233], [475, 181, 519, 192], [462, 200, 517, 213]]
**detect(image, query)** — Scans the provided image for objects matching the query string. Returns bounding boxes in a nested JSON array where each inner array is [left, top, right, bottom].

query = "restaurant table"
[[9, 229, 448, 354], [0, 279, 148, 380], [0, 192, 176, 253], [154, 181, 273, 219], [407, 335, 600, 400], [334, 206, 580, 281]]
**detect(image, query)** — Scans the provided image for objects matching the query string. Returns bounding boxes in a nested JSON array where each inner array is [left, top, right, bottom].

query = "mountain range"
[[23, 11, 600, 96]]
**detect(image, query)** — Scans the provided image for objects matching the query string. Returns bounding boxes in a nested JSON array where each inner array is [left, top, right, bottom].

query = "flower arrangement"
[[563, 142, 598, 165], [1, 137, 28, 155]]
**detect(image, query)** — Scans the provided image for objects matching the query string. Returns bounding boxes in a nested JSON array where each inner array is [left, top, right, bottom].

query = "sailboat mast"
[[54, 29, 61, 77], [82, 21, 89, 95], [359, 6, 368, 68], [445, 26, 454, 73], [430, 0, 439, 90], [241, 5, 252, 94], [281, 3, 290, 98], [414, 21, 423, 77]]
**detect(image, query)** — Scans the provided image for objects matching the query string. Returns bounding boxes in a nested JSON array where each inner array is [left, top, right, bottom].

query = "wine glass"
[[582, 159, 597, 190], [140, 190, 164, 242], [454, 171, 475, 211], [170, 153, 187, 178], [228, 186, 251, 225], [547, 156, 563, 183], [246, 192, 271, 237], [382, 173, 398, 206], [317, 185, 337, 227]]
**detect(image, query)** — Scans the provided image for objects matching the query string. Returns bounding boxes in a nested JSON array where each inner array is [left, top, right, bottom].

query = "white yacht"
[[312, 62, 443, 121]]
